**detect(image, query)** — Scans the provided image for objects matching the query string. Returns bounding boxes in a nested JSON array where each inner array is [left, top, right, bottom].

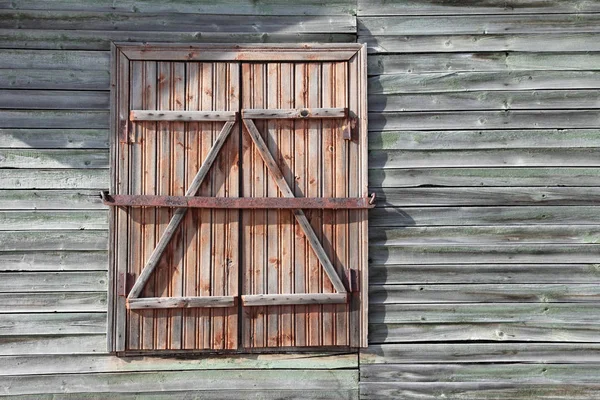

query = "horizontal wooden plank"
[[0, 149, 108, 169], [0, 334, 106, 355], [361, 343, 600, 364], [0, 251, 107, 272], [0, 211, 107, 230], [0, 312, 106, 336], [0, 90, 109, 110], [370, 72, 600, 94], [360, 34, 600, 54], [242, 293, 349, 306], [369, 129, 600, 150], [0, 29, 356, 51], [1, 391, 357, 399], [369, 110, 600, 131], [369, 284, 600, 304], [0, 111, 108, 129], [0, 190, 105, 210], [0, 49, 109, 70], [370, 321, 600, 343], [370, 263, 600, 285], [0, 292, 106, 313], [127, 296, 236, 309], [357, 0, 600, 15], [0, 352, 357, 376], [0, 69, 109, 90], [370, 167, 600, 188], [242, 107, 347, 119], [371, 188, 600, 206], [359, 15, 600, 36], [368, 53, 600, 75], [6, 0, 358, 15], [0, 169, 108, 189], [130, 110, 236, 122], [0, 271, 107, 293], [0, 369, 358, 396], [369, 244, 600, 264], [0, 11, 356, 33], [371, 90, 600, 112], [0, 231, 107, 251], [371, 206, 600, 226], [370, 148, 600, 168], [0, 129, 108, 149]]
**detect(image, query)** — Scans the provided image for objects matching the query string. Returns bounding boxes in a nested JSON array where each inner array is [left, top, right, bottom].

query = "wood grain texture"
[[0, 313, 106, 335], [0, 211, 107, 230], [0, 69, 109, 90], [0, 292, 107, 313], [0, 169, 108, 189], [0, 335, 106, 355], [0, 271, 107, 292], [0, 251, 107, 272], [0, 129, 108, 149]]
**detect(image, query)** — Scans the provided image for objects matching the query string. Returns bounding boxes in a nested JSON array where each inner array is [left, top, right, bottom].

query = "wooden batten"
[[129, 110, 237, 122], [242, 108, 347, 119], [242, 293, 349, 306], [127, 296, 236, 309]]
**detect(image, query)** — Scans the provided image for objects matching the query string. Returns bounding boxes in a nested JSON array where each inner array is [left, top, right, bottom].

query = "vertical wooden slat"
[[359, 44, 369, 348], [141, 61, 158, 351]]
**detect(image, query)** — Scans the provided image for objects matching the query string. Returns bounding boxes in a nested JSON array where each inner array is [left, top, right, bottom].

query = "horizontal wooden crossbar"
[[242, 108, 346, 119], [242, 293, 349, 306], [127, 296, 236, 309], [101, 194, 375, 209], [130, 110, 237, 122]]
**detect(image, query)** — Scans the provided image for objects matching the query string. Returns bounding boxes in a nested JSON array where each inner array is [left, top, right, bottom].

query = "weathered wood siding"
[[0, 2, 358, 398], [359, 1, 600, 399]]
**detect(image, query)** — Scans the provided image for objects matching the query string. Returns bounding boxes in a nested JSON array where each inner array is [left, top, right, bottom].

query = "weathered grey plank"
[[0, 29, 356, 50], [0, 312, 106, 335], [369, 263, 600, 285], [370, 90, 600, 112], [0, 11, 356, 33], [369, 130, 600, 150], [0, 231, 107, 251], [372, 188, 600, 206], [370, 244, 600, 264], [357, 0, 600, 15], [0, 353, 357, 376], [0, 170, 108, 189], [0, 190, 105, 209], [371, 206, 600, 226], [0, 211, 107, 230], [369, 72, 600, 94], [0, 149, 108, 169], [359, 15, 600, 36], [0, 392, 357, 400], [0, 271, 107, 293], [368, 53, 600, 75], [361, 343, 600, 364], [0, 111, 108, 129], [370, 148, 600, 168], [0, 129, 108, 149], [0, 292, 106, 313], [370, 321, 600, 343], [0, 334, 106, 355], [0, 69, 109, 90], [0, 49, 109, 70], [0, 251, 107, 272], [370, 167, 600, 188], [369, 110, 600, 131], [0, 369, 358, 396], [369, 284, 600, 304], [0, 90, 109, 110], [360, 34, 600, 54]]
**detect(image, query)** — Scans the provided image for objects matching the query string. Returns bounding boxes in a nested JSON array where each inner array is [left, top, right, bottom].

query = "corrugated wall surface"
[[0, 2, 358, 398], [358, 1, 600, 399]]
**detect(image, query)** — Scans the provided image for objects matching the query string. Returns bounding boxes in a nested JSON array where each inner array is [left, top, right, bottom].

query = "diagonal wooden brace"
[[127, 120, 236, 300], [242, 118, 347, 294]]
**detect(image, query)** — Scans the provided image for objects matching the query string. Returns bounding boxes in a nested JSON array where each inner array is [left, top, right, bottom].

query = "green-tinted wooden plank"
[[0, 49, 109, 70], [0, 111, 108, 129], [0, 169, 108, 189], [0, 334, 106, 355], [0, 312, 106, 335], [0, 190, 105, 209], [0, 90, 109, 110], [0, 251, 107, 271], [0, 211, 107, 230], [0, 69, 109, 90], [0, 230, 107, 251], [0, 271, 107, 292], [0, 149, 108, 169], [0, 292, 107, 313]]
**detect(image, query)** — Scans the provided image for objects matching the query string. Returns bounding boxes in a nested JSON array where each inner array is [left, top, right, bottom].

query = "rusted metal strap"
[[242, 107, 346, 119], [101, 194, 375, 209], [130, 110, 237, 122]]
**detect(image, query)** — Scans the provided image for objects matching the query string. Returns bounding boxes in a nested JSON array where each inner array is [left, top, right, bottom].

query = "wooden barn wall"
[[358, 1, 600, 399], [0, 2, 359, 399]]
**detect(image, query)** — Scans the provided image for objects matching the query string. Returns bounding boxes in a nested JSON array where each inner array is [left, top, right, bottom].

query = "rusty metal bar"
[[101, 194, 375, 209], [242, 107, 346, 119], [130, 110, 237, 122]]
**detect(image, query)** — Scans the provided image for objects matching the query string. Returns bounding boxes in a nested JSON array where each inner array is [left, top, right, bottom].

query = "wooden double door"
[[109, 45, 368, 353]]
